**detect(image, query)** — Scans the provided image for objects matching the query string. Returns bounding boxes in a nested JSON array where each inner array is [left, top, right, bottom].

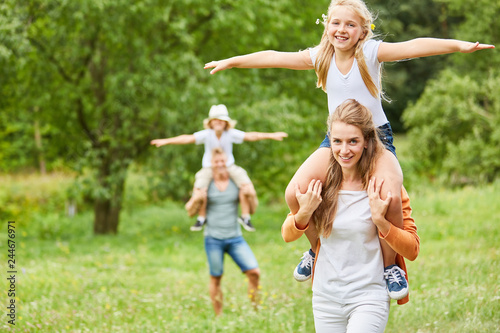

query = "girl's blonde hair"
[[315, 0, 380, 99], [312, 99, 384, 238]]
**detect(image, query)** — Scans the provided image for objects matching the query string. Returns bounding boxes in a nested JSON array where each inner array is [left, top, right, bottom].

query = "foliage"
[[2, 0, 500, 234], [403, 70, 500, 184]]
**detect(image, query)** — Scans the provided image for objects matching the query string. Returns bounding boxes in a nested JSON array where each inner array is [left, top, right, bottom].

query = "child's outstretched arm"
[[378, 38, 495, 63], [243, 131, 288, 142], [150, 134, 196, 147], [204, 50, 313, 75]]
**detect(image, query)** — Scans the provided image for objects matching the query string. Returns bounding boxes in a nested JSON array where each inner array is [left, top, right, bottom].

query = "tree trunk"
[[33, 107, 46, 175], [92, 153, 127, 235], [93, 194, 122, 234]]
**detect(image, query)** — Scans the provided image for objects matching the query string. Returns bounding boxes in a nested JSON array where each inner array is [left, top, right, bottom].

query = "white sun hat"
[[203, 104, 237, 129]]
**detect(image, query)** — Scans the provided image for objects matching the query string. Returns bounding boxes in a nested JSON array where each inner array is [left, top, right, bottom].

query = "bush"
[[402, 70, 500, 185]]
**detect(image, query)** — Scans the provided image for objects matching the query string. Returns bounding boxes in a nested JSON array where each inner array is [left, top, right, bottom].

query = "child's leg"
[[374, 150, 409, 300], [239, 183, 258, 215], [185, 188, 207, 217], [193, 167, 213, 218], [228, 165, 258, 231], [237, 183, 258, 231], [373, 150, 404, 267], [285, 147, 331, 249], [286, 147, 330, 281], [228, 165, 258, 214]]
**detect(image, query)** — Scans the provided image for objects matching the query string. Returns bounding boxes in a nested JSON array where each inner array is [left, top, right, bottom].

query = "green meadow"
[[1, 138, 499, 332]]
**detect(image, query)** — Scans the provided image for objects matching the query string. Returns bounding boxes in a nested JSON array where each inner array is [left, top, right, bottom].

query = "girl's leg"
[[228, 165, 258, 230], [285, 147, 331, 250], [238, 183, 258, 231], [373, 150, 404, 267], [193, 167, 213, 220], [373, 150, 409, 300], [239, 183, 258, 216]]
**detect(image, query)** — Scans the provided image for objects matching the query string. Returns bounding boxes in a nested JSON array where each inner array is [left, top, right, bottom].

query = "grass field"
[[1, 138, 500, 332]]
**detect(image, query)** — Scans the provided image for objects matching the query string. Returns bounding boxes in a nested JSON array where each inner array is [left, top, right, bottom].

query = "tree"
[[9, 0, 211, 233], [5, 0, 327, 233]]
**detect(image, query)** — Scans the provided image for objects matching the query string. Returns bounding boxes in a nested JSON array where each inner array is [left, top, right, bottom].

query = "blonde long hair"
[[315, 0, 380, 99], [312, 99, 384, 238]]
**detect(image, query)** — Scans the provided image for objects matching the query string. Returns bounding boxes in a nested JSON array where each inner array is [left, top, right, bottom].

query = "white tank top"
[[313, 190, 389, 303]]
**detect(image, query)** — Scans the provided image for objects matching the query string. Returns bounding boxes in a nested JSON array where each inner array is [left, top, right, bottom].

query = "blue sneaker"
[[293, 249, 315, 282], [384, 264, 409, 300]]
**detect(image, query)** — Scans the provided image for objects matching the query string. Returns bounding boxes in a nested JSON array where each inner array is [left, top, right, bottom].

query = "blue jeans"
[[319, 122, 397, 157], [204, 236, 259, 277]]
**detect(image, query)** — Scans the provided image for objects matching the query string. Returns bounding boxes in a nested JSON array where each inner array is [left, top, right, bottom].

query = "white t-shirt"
[[193, 129, 245, 167], [309, 39, 388, 127], [313, 190, 389, 303]]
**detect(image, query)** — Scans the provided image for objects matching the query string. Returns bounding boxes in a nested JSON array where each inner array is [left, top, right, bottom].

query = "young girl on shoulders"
[[151, 104, 287, 232]]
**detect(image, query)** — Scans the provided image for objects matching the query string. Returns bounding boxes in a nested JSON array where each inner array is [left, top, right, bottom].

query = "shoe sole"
[[238, 218, 255, 232], [387, 286, 409, 300], [293, 267, 311, 282], [190, 227, 203, 231]]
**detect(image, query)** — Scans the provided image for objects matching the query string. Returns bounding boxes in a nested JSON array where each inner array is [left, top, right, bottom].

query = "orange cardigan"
[[282, 187, 419, 305]]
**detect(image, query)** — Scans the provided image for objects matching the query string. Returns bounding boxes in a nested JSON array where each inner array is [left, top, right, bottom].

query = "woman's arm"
[[204, 50, 314, 75], [378, 38, 495, 63], [368, 178, 420, 261], [150, 134, 196, 147], [243, 131, 288, 142], [281, 180, 323, 242]]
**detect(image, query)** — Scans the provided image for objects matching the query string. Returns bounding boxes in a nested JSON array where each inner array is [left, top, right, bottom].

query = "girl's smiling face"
[[330, 121, 367, 172], [327, 6, 366, 52], [209, 119, 228, 131]]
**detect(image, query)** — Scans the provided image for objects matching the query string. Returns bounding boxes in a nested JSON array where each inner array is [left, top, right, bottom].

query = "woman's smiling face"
[[330, 121, 367, 172]]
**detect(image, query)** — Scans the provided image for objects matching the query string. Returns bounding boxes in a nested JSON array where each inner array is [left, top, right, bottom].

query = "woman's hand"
[[368, 177, 392, 233], [293, 179, 323, 228], [295, 179, 323, 214]]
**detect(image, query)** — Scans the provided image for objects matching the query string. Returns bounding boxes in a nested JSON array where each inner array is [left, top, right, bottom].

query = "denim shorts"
[[319, 122, 397, 157], [204, 236, 259, 277]]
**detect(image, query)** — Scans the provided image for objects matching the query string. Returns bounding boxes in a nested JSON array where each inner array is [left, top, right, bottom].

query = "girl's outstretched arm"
[[243, 131, 288, 142], [150, 134, 196, 147], [378, 38, 495, 63], [204, 50, 313, 74]]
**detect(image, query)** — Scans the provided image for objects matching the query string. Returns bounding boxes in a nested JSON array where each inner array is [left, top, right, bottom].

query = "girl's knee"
[[285, 183, 299, 213], [240, 183, 256, 196]]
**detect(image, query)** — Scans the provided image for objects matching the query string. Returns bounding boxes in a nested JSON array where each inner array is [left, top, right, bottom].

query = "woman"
[[281, 99, 419, 332]]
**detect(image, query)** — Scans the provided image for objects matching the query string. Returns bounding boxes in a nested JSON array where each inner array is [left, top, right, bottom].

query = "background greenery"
[[1, 0, 499, 232], [0, 1, 499, 330]]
